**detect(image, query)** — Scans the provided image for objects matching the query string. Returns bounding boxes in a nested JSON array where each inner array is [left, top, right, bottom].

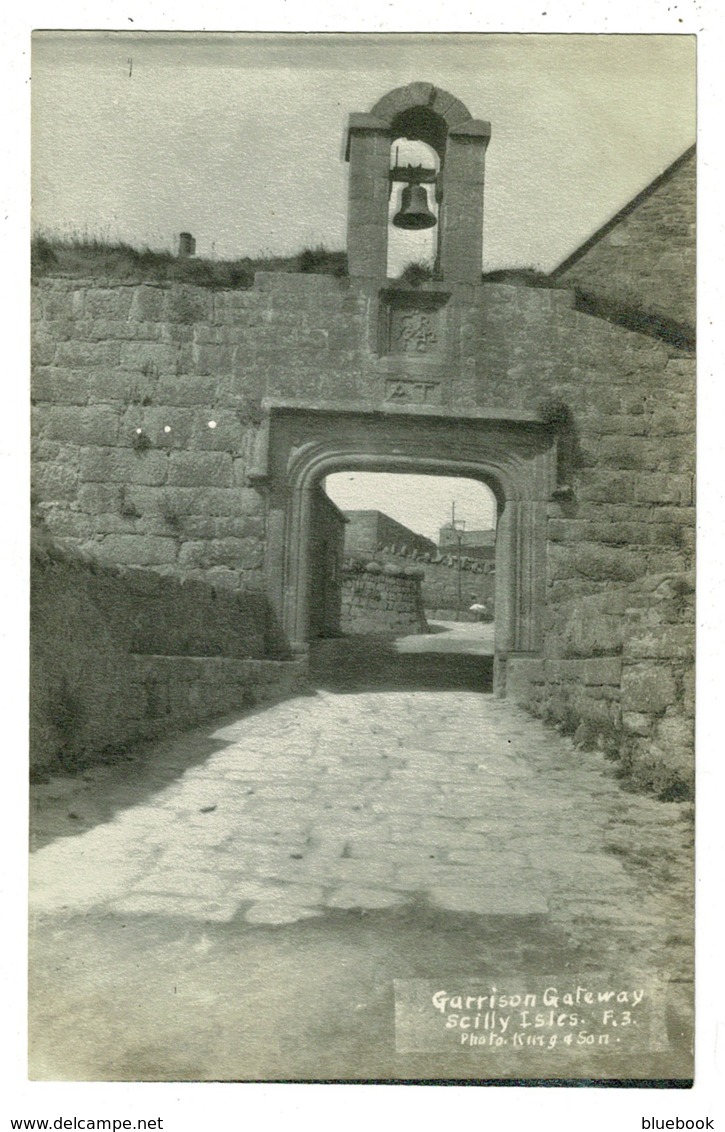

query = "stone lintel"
[[448, 119, 492, 142], [379, 280, 453, 297], [260, 397, 544, 426], [345, 113, 390, 160]]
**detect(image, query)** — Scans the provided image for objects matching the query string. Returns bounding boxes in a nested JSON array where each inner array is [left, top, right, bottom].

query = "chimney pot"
[[178, 232, 196, 257]]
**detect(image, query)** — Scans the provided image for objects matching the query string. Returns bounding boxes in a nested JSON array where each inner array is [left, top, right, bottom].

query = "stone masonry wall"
[[420, 556, 495, 620], [342, 511, 437, 560], [466, 285, 694, 794], [34, 282, 263, 587], [31, 265, 695, 793], [30, 544, 305, 771], [366, 546, 496, 621], [341, 565, 427, 635]]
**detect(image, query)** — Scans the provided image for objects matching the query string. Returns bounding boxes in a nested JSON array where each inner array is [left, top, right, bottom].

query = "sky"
[[31, 32, 696, 273], [325, 472, 496, 542]]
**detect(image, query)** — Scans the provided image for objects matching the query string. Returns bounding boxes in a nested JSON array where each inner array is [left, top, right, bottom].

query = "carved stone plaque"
[[390, 308, 440, 355], [379, 289, 450, 358]]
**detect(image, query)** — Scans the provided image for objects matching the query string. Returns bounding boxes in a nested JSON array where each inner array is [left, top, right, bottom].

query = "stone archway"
[[250, 400, 556, 692]]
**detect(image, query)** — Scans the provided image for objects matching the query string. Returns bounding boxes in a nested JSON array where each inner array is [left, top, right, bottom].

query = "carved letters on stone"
[[393, 310, 439, 354], [385, 378, 442, 405]]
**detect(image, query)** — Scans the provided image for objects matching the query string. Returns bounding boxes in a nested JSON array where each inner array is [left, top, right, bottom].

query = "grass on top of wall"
[[31, 235, 348, 288], [32, 234, 562, 292]]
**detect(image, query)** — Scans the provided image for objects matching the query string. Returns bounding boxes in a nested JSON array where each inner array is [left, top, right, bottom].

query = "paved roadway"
[[28, 627, 693, 1082]]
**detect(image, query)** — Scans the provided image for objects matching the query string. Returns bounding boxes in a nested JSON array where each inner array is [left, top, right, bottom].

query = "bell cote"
[[345, 82, 491, 283]]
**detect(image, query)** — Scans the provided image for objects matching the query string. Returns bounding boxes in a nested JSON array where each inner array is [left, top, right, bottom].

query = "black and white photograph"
[[24, 25, 702, 1091]]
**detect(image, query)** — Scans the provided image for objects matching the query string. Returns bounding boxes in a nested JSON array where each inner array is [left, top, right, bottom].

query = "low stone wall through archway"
[[340, 563, 428, 635]]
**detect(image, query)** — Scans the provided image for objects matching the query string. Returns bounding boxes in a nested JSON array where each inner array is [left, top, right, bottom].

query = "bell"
[[392, 183, 437, 230]]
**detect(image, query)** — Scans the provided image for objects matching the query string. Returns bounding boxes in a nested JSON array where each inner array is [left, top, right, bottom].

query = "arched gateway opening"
[[250, 401, 556, 694], [324, 469, 497, 631]]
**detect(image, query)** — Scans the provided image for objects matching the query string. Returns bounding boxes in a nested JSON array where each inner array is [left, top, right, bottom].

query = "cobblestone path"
[[29, 636, 693, 1081]]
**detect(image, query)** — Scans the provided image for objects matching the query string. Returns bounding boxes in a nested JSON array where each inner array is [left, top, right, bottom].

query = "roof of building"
[[545, 145, 695, 349], [551, 145, 695, 279]]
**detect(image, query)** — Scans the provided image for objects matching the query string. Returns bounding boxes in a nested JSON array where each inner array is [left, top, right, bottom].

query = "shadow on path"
[[310, 634, 494, 694], [31, 626, 494, 853], [29, 689, 315, 852]]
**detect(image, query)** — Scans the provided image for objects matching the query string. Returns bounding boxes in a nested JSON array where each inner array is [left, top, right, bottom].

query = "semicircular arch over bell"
[[345, 83, 492, 283]]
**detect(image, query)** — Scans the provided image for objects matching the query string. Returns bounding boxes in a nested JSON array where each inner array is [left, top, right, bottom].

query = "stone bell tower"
[[345, 82, 491, 283]]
